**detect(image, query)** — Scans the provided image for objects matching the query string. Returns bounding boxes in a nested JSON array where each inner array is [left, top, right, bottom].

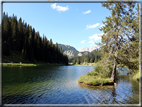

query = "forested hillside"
[[69, 49, 101, 64], [2, 12, 68, 64]]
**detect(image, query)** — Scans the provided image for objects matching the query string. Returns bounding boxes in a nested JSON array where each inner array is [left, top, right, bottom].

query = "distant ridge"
[[58, 44, 99, 58], [58, 44, 90, 58], [78, 46, 100, 52]]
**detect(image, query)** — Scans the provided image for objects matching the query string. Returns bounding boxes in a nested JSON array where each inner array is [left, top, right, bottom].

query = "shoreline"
[[133, 72, 140, 81], [2, 63, 67, 67], [69, 63, 97, 66], [79, 81, 114, 87]]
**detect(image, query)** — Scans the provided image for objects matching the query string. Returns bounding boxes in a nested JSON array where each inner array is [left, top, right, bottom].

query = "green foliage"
[[94, 65, 112, 78], [69, 49, 101, 64], [95, 3, 139, 82], [87, 71, 100, 76], [2, 12, 68, 64]]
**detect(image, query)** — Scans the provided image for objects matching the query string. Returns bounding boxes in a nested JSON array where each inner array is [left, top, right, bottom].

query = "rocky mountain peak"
[[78, 46, 99, 52]]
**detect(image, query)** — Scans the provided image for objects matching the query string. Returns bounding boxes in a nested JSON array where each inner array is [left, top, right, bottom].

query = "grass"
[[78, 71, 114, 86], [78, 75, 113, 86], [2, 63, 37, 66], [2, 63, 67, 67], [133, 72, 140, 81]]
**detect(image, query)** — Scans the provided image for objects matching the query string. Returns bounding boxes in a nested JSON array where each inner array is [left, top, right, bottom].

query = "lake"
[[2, 66, 139, 104]]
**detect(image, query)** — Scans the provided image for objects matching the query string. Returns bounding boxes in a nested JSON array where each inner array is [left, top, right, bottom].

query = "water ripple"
[[3, 66, 139, 104]]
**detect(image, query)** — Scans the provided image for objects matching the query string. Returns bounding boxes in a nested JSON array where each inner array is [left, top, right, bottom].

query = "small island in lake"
[[78, 65, 115, 86]]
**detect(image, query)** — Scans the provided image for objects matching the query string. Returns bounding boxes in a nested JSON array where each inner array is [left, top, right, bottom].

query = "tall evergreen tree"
[[18, 17, 24, 52], [99, 2, 138, 82]]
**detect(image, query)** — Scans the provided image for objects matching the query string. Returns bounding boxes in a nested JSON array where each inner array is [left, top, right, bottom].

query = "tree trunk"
[[111, 3, 119, 83], [111, 58, 117, 82]]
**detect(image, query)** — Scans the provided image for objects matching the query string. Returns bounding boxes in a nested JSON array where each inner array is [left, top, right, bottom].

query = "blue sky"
[[2, 2, 111, 50]]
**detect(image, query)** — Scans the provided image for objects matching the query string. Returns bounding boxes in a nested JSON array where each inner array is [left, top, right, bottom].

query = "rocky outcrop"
[[78, 46, 100, 52], [78, 53, 82, 56], [63, 50, 74, 57]]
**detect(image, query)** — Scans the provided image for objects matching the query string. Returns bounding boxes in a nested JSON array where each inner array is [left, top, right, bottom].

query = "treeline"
[[2, 12, 68, 64], [69, 49, 101, 64]]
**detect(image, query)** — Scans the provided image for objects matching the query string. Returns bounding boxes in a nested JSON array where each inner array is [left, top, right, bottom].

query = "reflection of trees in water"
[[78, 83, 116, 103], [111, 87, 117, 103], [78, 83, 114, 91], [118, 67, 128, 75]]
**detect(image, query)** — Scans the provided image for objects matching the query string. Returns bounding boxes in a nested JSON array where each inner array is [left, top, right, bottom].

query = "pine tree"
[[2, 13, 11, 55], [117, 3, 139, 72], [2, 12, 68, 64], [18, 17, 24, 52], [99, 2, 138, 82]]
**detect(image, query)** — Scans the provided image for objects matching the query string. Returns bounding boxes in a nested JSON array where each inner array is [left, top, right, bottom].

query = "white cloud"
[[82, 10, 91, 14], [86, 23, 100, 29], [81, 40, 86, 44], [88, 40, 93, 43], [51, 3, 69, 12], [89, 33, 104, 41]]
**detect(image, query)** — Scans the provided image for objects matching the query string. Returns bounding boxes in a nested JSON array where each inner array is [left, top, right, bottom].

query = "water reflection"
[[2, 66, 139, 104]]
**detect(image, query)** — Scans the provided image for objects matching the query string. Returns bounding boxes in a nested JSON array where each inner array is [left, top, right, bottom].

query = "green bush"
[[87, 71, 100, 76], [93, 65, 112, 78]]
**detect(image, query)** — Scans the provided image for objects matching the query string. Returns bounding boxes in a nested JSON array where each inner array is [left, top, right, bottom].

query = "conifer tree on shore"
[[98, 2, 139, 82]]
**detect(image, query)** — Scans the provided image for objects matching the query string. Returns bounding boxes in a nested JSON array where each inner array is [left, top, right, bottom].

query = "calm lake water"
[[2, 66, 139, 104]]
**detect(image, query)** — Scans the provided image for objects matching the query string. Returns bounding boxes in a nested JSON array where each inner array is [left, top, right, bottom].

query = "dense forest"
[[69, 49, 101, 64], [2, 12, 68, 64]]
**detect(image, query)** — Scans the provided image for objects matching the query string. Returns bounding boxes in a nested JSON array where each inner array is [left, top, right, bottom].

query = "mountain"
[[58, 44, 90, 58], [78, 46, 100, 52], [68, 48, 101, 63], [58, 44, 79, 58]]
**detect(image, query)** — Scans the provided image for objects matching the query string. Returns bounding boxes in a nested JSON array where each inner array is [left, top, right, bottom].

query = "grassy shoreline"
[[2, 63, 67, 67], [133, 72, 140, 81], [78, 75, 114, 86]]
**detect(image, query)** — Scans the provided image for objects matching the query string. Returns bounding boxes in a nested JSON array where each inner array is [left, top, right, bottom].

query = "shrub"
[[93, 65, 112, 78], [87, 71, 100, 76]]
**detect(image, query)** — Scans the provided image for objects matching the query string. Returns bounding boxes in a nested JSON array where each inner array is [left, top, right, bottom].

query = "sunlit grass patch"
[[2, 63, 37, 66], [133, 72, 140, 81], [78, 75, 113, 86], [2, 63, 67, 67]]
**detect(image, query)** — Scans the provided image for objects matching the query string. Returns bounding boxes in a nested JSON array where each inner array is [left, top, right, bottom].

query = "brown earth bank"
[[79, 82, 114, 87]]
